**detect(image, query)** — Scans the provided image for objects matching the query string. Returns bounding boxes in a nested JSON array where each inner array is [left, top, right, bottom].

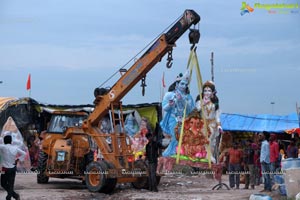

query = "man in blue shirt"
[[260, 131, 272, 192]]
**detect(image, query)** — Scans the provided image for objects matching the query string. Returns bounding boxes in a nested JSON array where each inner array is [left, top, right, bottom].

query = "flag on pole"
[[162, 72, 166, 88], [26, 74, 31, 90]]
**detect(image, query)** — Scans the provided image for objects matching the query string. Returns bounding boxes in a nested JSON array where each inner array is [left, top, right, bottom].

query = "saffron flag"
[[26, 74, 31, 90], [162, 72, 166, 88]]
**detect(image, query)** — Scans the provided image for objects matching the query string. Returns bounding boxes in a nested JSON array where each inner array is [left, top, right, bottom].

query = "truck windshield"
[[48, 115, 87, 133]]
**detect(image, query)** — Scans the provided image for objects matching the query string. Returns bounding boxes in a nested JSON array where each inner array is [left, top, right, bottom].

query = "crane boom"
[[86, 10, 200, 127]]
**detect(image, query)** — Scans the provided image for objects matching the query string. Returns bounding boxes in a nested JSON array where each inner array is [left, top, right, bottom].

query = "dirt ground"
[[0, 172, 285, 200]]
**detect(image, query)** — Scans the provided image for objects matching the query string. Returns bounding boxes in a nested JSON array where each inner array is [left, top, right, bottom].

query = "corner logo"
[[241, 2, 254, 15], [241, 2, 299, 15]]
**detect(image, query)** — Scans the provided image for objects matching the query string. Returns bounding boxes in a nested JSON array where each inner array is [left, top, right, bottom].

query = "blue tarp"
[[220, 113, 300, 133]]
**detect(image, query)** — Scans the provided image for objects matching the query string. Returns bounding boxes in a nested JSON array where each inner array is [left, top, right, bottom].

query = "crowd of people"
[[219, 131, 299, 192]]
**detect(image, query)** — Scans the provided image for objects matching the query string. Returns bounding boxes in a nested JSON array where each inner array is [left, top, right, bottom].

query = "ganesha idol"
[[174, 109, 211, 162]]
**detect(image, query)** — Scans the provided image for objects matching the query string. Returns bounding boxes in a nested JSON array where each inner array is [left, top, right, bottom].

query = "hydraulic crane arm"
[[85, 9, 200, 127]]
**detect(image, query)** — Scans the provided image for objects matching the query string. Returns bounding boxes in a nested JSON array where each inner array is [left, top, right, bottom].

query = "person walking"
[[0, 135, 26, 200], [145, 132, 163, 192], [260, 131, 272, 192]]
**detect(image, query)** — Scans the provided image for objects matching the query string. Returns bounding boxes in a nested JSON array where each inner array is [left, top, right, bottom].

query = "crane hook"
[[167, 60, 173, 68], [166, 50, 173, 68], [141, 76, 147, 96]]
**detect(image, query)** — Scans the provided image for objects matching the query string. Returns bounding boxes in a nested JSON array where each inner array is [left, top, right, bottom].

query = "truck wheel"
[[37, 151, 49, 184], [100, 161, 117, 194], [131, 160, 149, 189], [85, 161, 107, 192]]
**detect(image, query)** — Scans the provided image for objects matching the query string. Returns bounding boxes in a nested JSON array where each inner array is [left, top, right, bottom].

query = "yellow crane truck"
[[37, 9, 200, 193]]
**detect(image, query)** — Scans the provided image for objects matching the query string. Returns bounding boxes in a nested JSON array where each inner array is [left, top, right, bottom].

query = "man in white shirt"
[[0, 135, 26, 200]]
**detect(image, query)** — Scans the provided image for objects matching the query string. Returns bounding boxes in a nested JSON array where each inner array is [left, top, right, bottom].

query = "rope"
[[192, 48, 212, 169], [176, 48, 194, 164], [175, 47, 212, 168], [176, 101, 188, 164]]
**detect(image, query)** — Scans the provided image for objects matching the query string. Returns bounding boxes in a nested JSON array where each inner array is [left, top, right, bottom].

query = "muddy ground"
[[0, 171, 285, 200]]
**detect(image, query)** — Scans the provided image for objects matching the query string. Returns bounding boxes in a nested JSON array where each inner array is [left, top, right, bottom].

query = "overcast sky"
[[0, 0, 299, 115]]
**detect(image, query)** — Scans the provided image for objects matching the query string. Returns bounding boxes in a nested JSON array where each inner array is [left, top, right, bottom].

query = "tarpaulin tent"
[[0, 97, 40, 134], [221, 113, 300, 133], [0, 97, 162, 136], [123, 103, 162, 132], [0, 97, 96, 134]]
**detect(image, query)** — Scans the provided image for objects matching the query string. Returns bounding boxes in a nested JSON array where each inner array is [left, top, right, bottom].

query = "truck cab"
[[47, 112, 87, 133]]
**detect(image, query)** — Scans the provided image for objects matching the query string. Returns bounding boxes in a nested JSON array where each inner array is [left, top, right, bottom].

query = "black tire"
[[37, 151, 49, 184], [131, 160, 149, 189], [85, 161, 107, 192], [100, 160, 117, 194]]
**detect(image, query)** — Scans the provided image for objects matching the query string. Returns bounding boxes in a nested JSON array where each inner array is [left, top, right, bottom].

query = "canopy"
[[221, 113, 300, 133], [0, 97, 17, 110]]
